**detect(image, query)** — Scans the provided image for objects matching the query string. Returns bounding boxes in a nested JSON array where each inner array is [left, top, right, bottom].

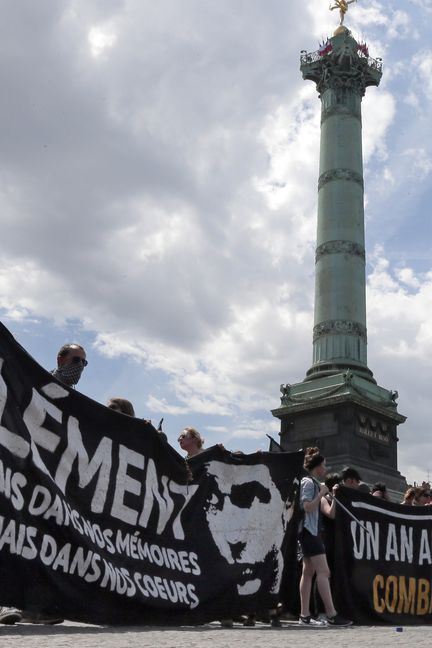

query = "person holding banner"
[[401, 486, 416, 505], [107, 398, 169, 443], [414, 486, 431, 505], [107, 397, 135, 416], [2, 344, 82, 625], [178, 427, 204, 458], [298, 447, 352, 627], [371, 482, 389, 500], [51, 343, 88, 387]]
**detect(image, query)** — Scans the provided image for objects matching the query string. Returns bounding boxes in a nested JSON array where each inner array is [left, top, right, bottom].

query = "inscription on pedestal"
[[356, 414, 390, 445], [358, 427, 389, 444]]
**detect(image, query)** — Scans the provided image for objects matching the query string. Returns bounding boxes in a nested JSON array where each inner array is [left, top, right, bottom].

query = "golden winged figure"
[[329, 0, 357, 25]]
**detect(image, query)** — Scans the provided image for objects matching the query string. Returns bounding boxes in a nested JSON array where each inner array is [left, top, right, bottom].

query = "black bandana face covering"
[[52, 363, 84, 386]]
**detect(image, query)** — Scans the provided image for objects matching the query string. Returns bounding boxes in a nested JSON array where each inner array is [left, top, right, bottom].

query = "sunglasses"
[[71, 356, 88, 367]]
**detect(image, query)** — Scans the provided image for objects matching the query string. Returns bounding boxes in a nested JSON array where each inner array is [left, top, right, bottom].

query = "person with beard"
[[51, 343, 87, 387]]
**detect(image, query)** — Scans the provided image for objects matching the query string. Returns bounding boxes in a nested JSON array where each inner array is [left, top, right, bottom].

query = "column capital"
[[300, 30, 382, 97]]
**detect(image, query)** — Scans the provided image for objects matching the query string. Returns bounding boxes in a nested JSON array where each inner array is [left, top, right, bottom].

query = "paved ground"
[[0, 621, 429, 648]]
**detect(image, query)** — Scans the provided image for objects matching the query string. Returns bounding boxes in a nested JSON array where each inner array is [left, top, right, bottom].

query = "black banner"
[[0, 322, 303, 625], [333, 486, 432, 624]]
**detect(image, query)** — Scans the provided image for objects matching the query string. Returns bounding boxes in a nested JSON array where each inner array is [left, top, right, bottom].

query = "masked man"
[[51, 343, 87, 387]]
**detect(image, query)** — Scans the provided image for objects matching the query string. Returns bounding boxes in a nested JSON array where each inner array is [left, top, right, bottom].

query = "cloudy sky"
[[0, 0, 431, 484]]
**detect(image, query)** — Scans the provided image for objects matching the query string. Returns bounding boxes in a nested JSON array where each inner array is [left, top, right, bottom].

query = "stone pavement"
[[0, 621, 430, 648]]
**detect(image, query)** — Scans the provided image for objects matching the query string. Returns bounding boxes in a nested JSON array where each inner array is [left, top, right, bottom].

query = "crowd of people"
[[400, 484, 432, 506], [0, 340, 429, 628], [296, 449, 432, 628]]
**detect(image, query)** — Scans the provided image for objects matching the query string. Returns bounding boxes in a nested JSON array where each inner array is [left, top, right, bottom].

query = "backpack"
[[298, 476, 320, 533]]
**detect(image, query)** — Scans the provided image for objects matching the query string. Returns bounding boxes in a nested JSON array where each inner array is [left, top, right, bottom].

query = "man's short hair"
[[325, 473, 341, 490], [340, 467, 361, 482], [57, 343, 85, 358]]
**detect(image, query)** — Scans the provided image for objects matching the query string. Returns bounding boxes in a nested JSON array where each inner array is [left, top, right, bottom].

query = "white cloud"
[[368, 249, 432, 361], [396, 267, 421, 289], [412, 50, 432, 99], [402, 148, 432, 180], [404, 91, 420, 109], [362, 90, 396, 164], [146, 396, 190, 416], [204, 425, 229, 434], [88, 24, 117, 57], [230, 418, 280, 441], [386, 10, 417, 40]]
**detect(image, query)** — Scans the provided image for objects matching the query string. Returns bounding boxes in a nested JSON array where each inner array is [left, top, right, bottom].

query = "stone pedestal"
[[272, 372, 407, 494]]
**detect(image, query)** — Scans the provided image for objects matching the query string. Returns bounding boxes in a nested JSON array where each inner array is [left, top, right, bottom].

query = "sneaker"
[[299, 615, 327, 626], [327, 614, 352, 627], [0, 607, 22, 625]]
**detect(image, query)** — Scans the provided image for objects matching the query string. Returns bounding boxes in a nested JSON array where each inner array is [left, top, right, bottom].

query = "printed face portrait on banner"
[[204, 460, 293, 596]]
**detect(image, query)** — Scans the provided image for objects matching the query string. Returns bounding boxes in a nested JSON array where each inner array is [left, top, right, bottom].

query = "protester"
[[401, 487, 416, 505], [25, 343, 87, 623], [339, 467, 361, 489], [107, 397, 135, 416], [107, 399, 169, 442], [298, 447, 352, 627], [178, 427, 204, 458], [323, 473, 340, 500], [0, 345, 84, 625], [51, 343, 87, 387], [371, 482, 389, 500], [414, 487, 431, 506], [310, 473, 341, 619]]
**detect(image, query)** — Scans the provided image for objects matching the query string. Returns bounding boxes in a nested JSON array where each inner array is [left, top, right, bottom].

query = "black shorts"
[[299, 528, 326, 558]]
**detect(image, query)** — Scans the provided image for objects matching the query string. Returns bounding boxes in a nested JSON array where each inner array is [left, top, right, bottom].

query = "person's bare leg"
[[299, 557, 315, 617], [309, 554, 336, 618]]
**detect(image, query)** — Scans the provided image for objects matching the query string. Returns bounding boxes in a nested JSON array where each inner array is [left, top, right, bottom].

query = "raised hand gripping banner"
[[333, 486, 432, 625], [0, 322, 303, 625]]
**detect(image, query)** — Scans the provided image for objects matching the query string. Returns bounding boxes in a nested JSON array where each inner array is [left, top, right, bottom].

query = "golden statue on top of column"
[[329, 0, 357, 25]]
